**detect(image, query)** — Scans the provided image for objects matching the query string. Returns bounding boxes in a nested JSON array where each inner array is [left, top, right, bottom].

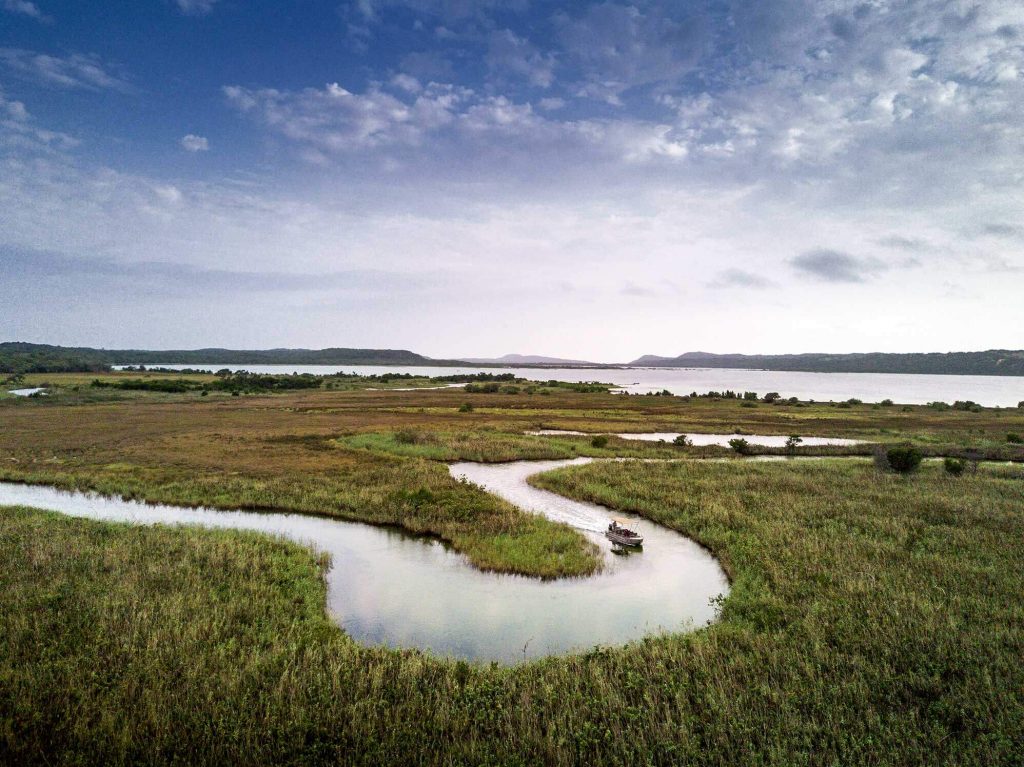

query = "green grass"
[[4, 458, 1023, 765], [0, 451, 600, 580], [337, 429, 688, 462]]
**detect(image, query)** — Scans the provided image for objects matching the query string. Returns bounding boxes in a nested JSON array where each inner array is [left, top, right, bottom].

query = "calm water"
[[116, 363, 1024, 406], [528, 430, 862, 447], [7, 388, 47, 397], [0, 463, 727, 664]]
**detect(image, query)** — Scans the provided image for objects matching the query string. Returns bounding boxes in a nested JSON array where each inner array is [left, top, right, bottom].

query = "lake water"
[[528, 430, 862, 447], [7, 387, 47, 397], [0, 461, 727, 664], [115, 364, 1024, 407]]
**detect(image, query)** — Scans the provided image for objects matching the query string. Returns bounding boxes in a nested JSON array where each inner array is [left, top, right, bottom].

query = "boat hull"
[[605, 531, 644, 547]]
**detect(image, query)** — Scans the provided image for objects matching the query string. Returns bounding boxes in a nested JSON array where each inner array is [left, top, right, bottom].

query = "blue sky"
[[1, 0, 1022, 359]]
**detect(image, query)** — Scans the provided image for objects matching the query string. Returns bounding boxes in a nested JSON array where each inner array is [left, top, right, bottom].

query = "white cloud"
[[486, 29, 555, 88], [0, 87, 77, 152], [390, 73, 422, 93], [0, 48, 131, 91], [175, 0, 217, 15], [2, 0, 49, 22], [180, 134, 209, 152]]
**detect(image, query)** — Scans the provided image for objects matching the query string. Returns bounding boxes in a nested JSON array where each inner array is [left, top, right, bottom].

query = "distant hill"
[[628, 350, 1024, 377], [459, 354, 602, 366], [0, 342, 461, 374]]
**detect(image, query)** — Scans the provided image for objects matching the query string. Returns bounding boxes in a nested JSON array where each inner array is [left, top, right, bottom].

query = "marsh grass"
[[0, 452, 600, 579], [336, 429, 684, 462], [4, 458, 1024, 765]]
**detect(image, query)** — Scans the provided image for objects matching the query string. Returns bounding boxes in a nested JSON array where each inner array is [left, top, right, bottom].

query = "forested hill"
[[0, 343, 455, 373], [629, 350, 1024, 377]]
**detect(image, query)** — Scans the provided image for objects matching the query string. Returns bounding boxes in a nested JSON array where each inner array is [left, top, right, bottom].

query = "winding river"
[[0, 460, 727, 664]]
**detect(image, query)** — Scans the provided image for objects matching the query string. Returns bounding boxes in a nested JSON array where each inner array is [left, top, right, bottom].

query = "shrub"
[[943, 457, 966, 476], [394, 430, 419, 445], [886, 445, 923, 474], [880, 399, 894, 406], [953, 400, 982, 412], [743, 391, 758, 401], [1019, 400, 1024, 409], [590, 436, 609, 448], [763, 392, 781, 403], [458, 403, 473, 413], [728, 438, 751, 455], [846, 398, 862, 405], [1005, 432, 1023, 444], [928, 401, 950, 411], [785, 435, 802, 453], [673, 435, 691, 447], [741, 402, 758, 408]]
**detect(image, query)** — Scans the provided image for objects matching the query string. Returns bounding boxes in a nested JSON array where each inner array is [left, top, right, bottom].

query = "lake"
[[116, 363, 1024, 407]]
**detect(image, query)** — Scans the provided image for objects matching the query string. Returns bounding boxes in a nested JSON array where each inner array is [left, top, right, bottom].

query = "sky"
[[0, 0, 1022, 361]]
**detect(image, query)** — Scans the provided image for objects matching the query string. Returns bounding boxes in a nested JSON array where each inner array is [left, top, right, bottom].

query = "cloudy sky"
[[1, 0, 1022, 360]]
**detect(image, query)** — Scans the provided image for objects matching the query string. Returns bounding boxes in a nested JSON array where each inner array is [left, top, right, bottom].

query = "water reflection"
[[0, 468, 727, 664], [528, 430, 862, 447]]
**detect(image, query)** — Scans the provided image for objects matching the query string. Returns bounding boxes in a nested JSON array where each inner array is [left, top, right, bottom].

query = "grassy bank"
[[4, 457, 1023, 764]]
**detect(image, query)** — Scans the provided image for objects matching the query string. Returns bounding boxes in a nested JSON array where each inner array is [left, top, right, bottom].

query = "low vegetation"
[[4, 456, 1022, 764]]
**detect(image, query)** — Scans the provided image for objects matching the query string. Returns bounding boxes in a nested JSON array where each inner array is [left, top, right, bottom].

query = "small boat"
[[605, 518, 643, 547]]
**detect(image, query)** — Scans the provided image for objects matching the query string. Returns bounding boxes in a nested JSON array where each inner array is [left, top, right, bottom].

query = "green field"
[[1, 376, 1023, 764]]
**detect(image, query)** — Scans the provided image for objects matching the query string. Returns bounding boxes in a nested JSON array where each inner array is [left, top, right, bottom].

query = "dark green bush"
[[763, 392, 781, 403], [1007, 433, 1023, 444], [394, 430, 419, 445], [673, 435, 691, 447], [458, 403, 473, 413], [880, 399, 894, 406], [886, 445, 923, 474], [728, 438, 751, 455], [943, 457, 966, 476], [590, 436, 609, 448]]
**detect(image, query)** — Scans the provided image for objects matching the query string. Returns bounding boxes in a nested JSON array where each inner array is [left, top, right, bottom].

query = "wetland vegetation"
[[1, 371, 1023, 764]]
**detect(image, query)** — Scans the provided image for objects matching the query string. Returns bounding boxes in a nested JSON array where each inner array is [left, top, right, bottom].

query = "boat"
[[605, 518, 643, 547]]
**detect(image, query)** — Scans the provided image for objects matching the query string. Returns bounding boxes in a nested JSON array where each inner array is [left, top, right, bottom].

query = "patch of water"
[[528, 429, 862, 447], [0, 467, 727, 664], [7, 388, 47, 397]]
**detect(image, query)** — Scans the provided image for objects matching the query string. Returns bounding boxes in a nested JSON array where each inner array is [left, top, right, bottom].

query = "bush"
[[673, 435, 691, 447], [928, 401, 950, 411], [728, 438, 751, 455], [590, 436, 609, 448], [394, 430, 419, 445], [743, 391, 758, 401], [785, 435, 802, 453], [458, 403, 473, 413], [1019, 400, 1024, 409], [943, 457, 966, 476], [763, 392, 781, 403], [886, 445, 923, 474], [880, 399, 894, 406], [1007, 433, 1023, 444], [846, 398, 862, 405], [741, 402, 758, 408], [952, 400, 982, 412]]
